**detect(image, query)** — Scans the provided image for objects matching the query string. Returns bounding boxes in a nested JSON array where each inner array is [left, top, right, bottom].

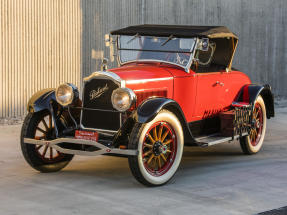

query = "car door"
[[193, 70, 225, 120]]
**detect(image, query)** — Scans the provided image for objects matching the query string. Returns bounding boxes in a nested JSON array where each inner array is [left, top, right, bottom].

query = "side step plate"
[[195, 133, 248, 147]]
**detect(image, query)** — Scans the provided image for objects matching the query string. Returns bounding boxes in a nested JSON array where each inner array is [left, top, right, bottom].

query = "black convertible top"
[[110, 24, 238, 39]]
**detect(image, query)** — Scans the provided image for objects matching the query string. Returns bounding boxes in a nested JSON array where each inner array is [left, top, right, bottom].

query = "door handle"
[[216, 81, 224, 86]]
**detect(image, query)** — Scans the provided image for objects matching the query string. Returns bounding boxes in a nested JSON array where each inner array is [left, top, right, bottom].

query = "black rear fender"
[[235, 84, 274, 119]]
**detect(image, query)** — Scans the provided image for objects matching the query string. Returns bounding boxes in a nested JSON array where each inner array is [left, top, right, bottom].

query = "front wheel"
[[128, 110, 184, 186], [240, 95, 267, 154], [21, 110, 74, 172]]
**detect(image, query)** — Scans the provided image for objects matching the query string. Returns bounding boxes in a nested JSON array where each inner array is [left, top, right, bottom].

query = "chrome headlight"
[[55, 83, 79, 106], [111, 88, 136, 112]]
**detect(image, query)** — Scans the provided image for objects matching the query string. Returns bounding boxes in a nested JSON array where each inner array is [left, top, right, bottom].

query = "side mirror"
[[101, 58, 108, 71], [198, 38, 209, 51]]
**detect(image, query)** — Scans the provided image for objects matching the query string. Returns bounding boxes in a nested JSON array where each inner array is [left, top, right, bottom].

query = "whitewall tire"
[[240, 95, 267, 154], [128, 110, 184, 186]]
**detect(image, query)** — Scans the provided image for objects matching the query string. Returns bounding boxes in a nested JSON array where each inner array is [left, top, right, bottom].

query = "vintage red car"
[[21, 25, 274, 186]]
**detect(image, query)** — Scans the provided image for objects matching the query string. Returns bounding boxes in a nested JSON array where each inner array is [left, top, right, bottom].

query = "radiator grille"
[[81, 78, 121, 131]]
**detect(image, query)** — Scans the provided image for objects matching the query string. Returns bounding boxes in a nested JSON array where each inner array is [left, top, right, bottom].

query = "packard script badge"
[[89, 84, 108, 100]]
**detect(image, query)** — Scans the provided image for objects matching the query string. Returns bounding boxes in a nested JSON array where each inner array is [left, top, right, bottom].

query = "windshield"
[[118, 35, 196, 68]]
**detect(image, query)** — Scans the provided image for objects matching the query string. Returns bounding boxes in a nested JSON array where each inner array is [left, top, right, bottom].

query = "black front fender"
[[27, 88, 56, 113], [235, 84, 275, 119], [135, 98, 197, 145], [136, 98, 177, 123]]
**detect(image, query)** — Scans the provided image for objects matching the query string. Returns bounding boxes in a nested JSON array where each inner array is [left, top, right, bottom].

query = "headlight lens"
[[111, 88, 136, 112], [55, 83, 76, 106]]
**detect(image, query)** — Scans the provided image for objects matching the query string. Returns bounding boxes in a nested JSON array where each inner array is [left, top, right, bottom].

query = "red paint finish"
[[193, 71, 225, 120], [110, 62, 252, 123], [111, 64, 174, 99], [173, 75, 197, 122], [134, 89, 167, 107], [220, 71, 251, 108]]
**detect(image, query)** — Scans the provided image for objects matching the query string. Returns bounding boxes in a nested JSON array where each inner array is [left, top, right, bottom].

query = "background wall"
[[0, 0, 82, 119], [1, 0, 286, 119]]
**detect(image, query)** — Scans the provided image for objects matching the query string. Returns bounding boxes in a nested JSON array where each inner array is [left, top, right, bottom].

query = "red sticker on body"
[[75, 130, 99, 142]]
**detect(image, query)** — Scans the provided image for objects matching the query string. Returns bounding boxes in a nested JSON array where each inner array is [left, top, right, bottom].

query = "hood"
[[108, 63, 174, 83], [108, 63, 174, 99]]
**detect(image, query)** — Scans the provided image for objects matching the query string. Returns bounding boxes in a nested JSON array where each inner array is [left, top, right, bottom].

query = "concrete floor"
[[1, 108, 287, 215]]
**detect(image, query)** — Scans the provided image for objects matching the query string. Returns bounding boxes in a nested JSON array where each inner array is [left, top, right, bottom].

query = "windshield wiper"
[[161, 35, 174, 46], [127, 33, 140, 44]]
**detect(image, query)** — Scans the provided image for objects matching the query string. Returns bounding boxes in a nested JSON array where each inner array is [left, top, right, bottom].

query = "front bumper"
[[24, 137, 138, 156]]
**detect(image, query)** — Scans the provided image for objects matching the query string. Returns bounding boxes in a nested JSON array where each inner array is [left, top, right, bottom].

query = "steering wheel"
[[165, 53, 190, 65]]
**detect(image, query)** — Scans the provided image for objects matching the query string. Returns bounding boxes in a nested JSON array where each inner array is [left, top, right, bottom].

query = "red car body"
[[110, 62, 251, 122], [21, 25, 275, 186]]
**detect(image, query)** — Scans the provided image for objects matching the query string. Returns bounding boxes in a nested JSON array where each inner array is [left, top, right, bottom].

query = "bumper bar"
[[24, 137, 138, 156]]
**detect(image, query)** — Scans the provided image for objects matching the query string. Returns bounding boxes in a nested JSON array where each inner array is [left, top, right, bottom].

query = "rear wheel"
[[21, 110, 74, 172], [128, 110, 184, 186], [240, 95, 267, 154]]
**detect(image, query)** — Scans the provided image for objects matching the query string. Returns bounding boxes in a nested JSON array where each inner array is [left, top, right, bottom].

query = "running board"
[[195, 132, 248, 147]]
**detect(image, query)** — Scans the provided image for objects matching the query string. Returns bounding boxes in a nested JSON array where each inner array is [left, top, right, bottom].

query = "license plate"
[[75, 130, 99, 142]]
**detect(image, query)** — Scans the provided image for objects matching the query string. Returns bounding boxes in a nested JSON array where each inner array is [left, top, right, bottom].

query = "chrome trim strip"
[[24, 137, 138, 156], [126, 77, 173, 85], [84, 71, 122, 84]]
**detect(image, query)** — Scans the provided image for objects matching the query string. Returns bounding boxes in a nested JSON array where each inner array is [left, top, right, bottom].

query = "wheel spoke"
[[36, 127, 47, 134], [249, 129, 253, 141], [161, 130, 169, 142], [35, 135, 45, 140], [143, 150, 153, 157], [251, 129, 256, 141], [255, 109, 259, 118], [158, 125, 163, 140], [153, 127, 158, 141], [42, 145, 48, 157], [254, 129, 257, 137], [163, 139, 172, 145], [50, 147, 53, 159], [147, 154, 155, 164], [36, 145, 43, 150], [160, 153, 167, 162], [157, 156, 161, 169], [166, 149, 171, 153], [144, 143, 153, 148], [147, 134, 155, 144], [42, 119, 49, 131]]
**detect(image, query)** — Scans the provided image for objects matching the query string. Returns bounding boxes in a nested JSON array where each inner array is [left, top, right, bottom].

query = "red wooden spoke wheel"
[[128, 110, 184, 186], [33, 113, 64, 163], [250, 103, 264, 146], [142, 121, 177, 176], [21, 110, 73, 173], [240, 95, 267, 154]]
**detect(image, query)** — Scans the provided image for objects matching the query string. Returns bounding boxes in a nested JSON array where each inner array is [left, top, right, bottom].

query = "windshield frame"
[[116, 35, 198, 73]]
